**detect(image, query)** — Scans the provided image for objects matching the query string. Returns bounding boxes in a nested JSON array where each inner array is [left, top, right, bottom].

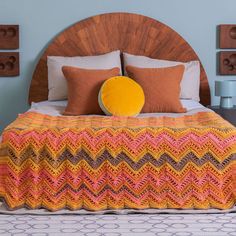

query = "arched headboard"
[[29, 12, 210, 105]]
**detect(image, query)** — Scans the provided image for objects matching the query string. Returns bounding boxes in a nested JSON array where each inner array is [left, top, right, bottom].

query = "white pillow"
[[123, 52, 200, 102], [47, 50, 122, 101]]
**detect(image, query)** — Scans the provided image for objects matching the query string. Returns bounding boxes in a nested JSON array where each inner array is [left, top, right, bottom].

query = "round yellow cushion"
[[98, 76, 145, 116]]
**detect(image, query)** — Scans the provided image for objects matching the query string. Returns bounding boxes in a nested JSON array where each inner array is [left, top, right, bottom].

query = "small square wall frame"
[[0, 52, 19, 76], [219, 51, 236, 75], [0, 25, 19, 49], [220, 24, 236, 49]]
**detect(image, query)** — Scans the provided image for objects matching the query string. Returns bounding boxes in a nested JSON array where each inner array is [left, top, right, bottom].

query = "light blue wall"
[[0, 0, 235, 132]]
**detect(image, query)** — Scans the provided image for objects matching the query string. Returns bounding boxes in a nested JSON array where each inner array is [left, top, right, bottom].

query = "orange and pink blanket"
[[0, 111, 236, 211]]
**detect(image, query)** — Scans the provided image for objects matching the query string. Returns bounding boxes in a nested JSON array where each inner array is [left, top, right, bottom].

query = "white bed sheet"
[[29, 99, 212, 117]]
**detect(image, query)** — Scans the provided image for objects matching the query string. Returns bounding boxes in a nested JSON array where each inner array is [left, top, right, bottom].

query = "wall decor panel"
[[219, 51, 236, 75], [0, 25, 19, 49], [0, 52, 19, 76], [220, 24, 236, 49]]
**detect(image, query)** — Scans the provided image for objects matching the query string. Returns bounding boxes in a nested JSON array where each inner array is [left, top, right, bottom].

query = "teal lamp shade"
[[215, 80, 236, 108]]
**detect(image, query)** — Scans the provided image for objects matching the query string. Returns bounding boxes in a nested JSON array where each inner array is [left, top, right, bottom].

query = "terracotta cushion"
[[126, 65, 186, 113], [62, 66, 120, 115]]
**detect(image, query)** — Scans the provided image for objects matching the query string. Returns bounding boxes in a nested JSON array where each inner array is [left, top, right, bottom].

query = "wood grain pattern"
[[220, 25, 236, 49], [0, 52, 19, 76], [29, 13, 210, 105], [0, 25, 19, 49]]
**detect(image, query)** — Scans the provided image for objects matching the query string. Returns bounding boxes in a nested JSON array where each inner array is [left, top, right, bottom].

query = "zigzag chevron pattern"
[[0, 111, 236, 211]]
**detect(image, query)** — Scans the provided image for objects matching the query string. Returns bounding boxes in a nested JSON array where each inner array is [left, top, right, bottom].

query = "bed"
[[0, 13, 235, 211]]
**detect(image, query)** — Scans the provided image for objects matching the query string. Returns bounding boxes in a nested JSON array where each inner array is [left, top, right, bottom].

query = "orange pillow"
[[126, 65, 186, 113], [62, 66, 120, 115]]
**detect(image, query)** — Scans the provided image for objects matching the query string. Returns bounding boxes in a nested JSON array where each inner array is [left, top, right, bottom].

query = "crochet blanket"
[[0, 112, 236, 211]]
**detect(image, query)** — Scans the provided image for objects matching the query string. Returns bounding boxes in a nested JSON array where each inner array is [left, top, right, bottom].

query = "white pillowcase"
[[123, 52, 200, 102], [47, 50, 122, 101]]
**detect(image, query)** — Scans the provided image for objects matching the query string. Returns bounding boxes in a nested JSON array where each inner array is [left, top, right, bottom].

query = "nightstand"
[[208, 106, 236, 126]]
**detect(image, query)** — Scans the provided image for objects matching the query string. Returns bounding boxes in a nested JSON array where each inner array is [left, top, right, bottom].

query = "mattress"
[[0, 100, 235, 211], [29, 99, 212, 117]]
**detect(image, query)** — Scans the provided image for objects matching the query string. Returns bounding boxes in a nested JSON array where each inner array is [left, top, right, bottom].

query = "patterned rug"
[[0, 201, 236, 235], [0, 213, 236, 236]]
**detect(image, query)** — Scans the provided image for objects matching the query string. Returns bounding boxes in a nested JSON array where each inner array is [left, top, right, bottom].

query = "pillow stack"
[[47, 50, 122, 101], [123, 52, 200, 102], [47, 51, 201, 116]]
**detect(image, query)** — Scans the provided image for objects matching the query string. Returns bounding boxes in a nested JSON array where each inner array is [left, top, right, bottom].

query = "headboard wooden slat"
[[29, 12, 210, 105]]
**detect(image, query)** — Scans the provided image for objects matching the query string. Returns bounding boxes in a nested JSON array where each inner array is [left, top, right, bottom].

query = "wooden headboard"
[[29, 12, 211, 105]]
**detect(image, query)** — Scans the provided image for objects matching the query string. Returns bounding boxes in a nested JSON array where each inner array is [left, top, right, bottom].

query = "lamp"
[[215, 80, 236, 108]]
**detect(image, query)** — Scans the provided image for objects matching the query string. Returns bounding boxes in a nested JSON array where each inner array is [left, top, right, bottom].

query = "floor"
[[0, 212, 236, 236]]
